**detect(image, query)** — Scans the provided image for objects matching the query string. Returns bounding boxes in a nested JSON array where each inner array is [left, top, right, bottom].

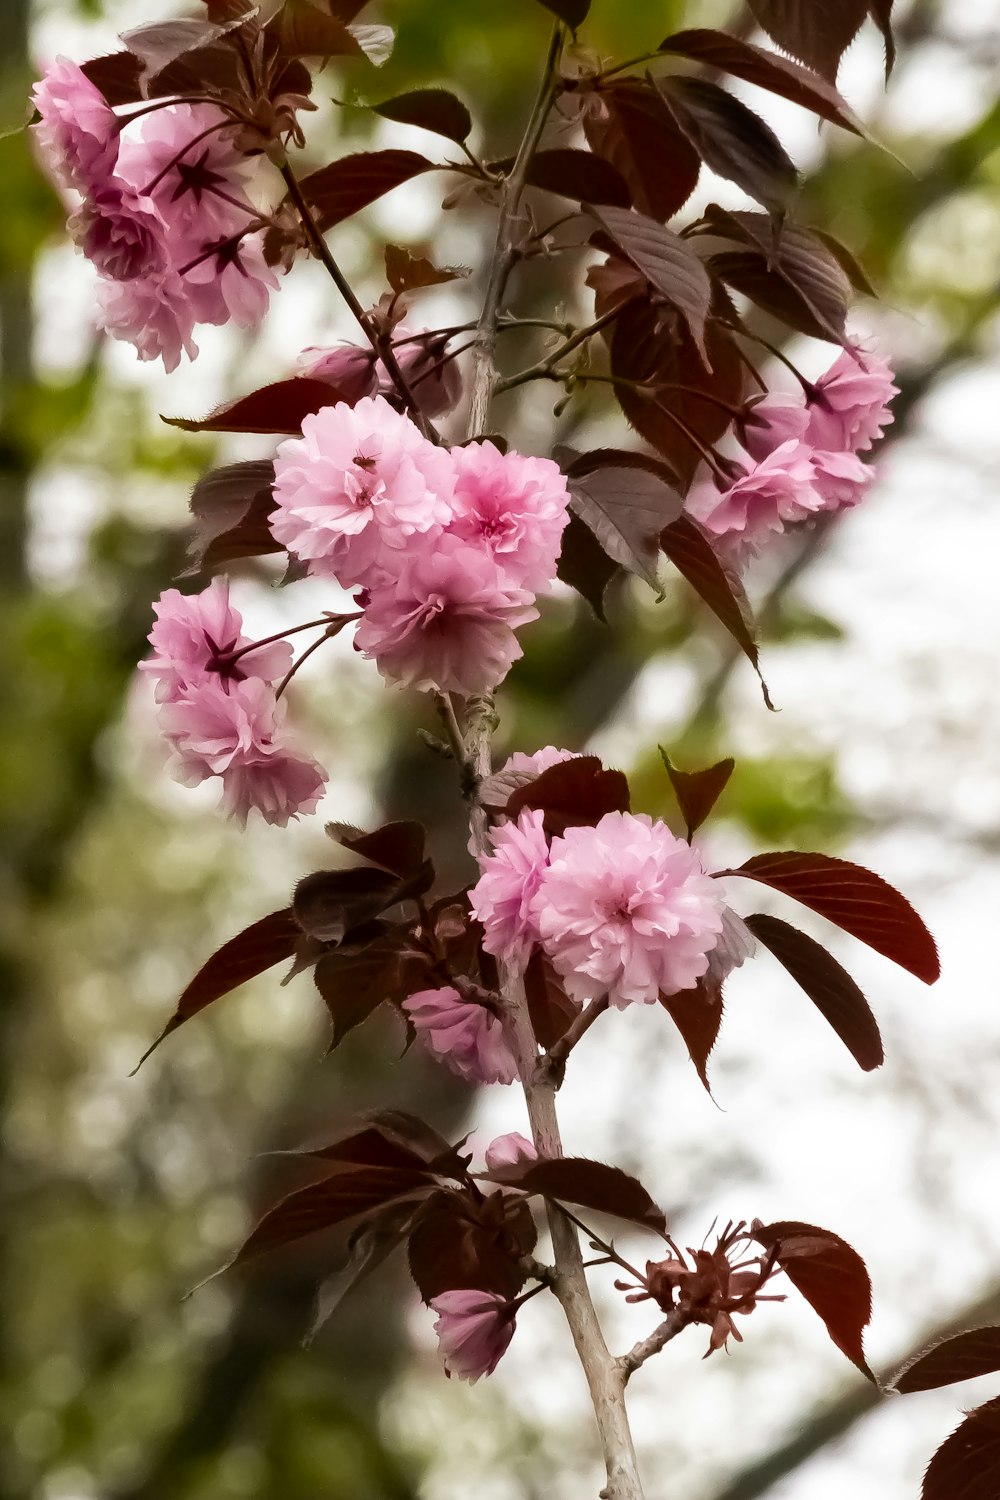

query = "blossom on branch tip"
[[484, 1132, 538, 1172], [430, 1289, 516, 1382], [30, 58, 118, 193], [141, 580, 292, 702], [115, 104, 255, 243], [69, 187, 167, 282], [355, 538, 537, 696], [402, 986, 518, 1085], [270, 396, 456, 586], [530, 813, 726, 1008], [687, 440, 824, 548], [446, 441, 571, 592], [806, 346, 898, 453], [470, 809, 550, 967]]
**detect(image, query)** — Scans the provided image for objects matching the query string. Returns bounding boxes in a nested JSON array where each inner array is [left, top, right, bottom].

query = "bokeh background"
[[3, 1, 1000, 1497]]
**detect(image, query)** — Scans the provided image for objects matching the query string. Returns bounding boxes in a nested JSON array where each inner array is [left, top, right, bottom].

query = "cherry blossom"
[[355, 538, 537, 696], [484, 1132, 538, 1172], [298, 342, 380, 403], [141, 580, 293, 702], [687, 440, 825, 548], [470, 809, 550, 967], [402, 986, 518, 1085], [530, 812, 726, 1007], [115, 103, 255, 244], [69, 187, 167, 282], [430, 1290, 516, 1382], [270, 396, 456, 585], [806, 346, 898, 453], [30, 57, 119, 193], [446, 440, 570, 592]]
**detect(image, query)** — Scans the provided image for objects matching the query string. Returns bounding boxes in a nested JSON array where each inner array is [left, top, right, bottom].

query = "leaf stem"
[[495, 305, 624, 394]]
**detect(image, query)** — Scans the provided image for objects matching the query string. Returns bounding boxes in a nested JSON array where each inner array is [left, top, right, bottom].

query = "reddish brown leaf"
[[565, 457, 683, 588], [485, 1156, 667, 1236], [329, 820, 429, 881], [922, 1397, 1000, 1500], [582, 80, 701, 222], [700, 208, 852, 343], [309, 1200, 418, 1339], [659, 750, 735, 839], [746, 0, 869, 82], [290, 1122, 438, 1174], [659, 516, 772, 707], [744, 913, 884, 1072], [407, 1188, 534, 1301], [811, 228, 877, 297], [506, 755, 630, 836], [657, 29, 866, 135], [892, 1327, 1000, 1395], [298, 150, 434, 233], [524, 949, 579, 1050], [534, 0, 589, 29], [80, 51, 145, 105], [556, 511, 620, 620], [659, 976, 725, 1093], [269, 0, 365, 58], [372, 87, 471, 143], [752, 1219, 874, 1377], [590, 205, 713, 363], [165, 377, 360, 435], [727, 851, 940, 983], [656, 76, 798, 213], [315, 925, 429, 1048], [292, 867, 410, 945], [135, 909, 299, 1068], [231, 1166, 434, 1266], [521, 148, 631, 208], [868, 0, 897, 78], [383, 245, 466, 294], [186, 460, 283, 574]]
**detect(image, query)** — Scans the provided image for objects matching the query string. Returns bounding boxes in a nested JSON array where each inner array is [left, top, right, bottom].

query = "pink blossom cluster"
[[271, 397, 571, 695], [31, 60, 277, 370], [402, 985, 519, 1085], [687, 346, 898, 566], [140, 580, 326, 826], [470, 757, 730, 1008]]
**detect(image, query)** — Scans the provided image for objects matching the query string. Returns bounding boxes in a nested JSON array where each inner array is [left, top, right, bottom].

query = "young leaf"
[[289, 1121, 440, 1174], [229, 1166, 435, 1267], [524, 949, 579, 1049], [407, 1188, 534, 1301], [505, 755, 630, 836], [135, 909, 299, 1068], [746, 0, 869, 82], [556, 511, 620, 620], [383, 245, 467, 294], [700, 208, 852, 343], [315, 926, 428, 1049], [744, 913, 884, 1072], [581, 80, 701, 222], [520, 148, 631, 208], [659, 516, 772, 707], [484, 1156, 667, 1236], [921, 1397, 1000, 1500], [589, 205, 713, 363], [292, 867, 412, 945], [297, 150, 434, 233], [725, 851, 940, 983], [269, 1, 365, 59], [80, 51, 145, 105], [308, 1201, 418, 1340], [186, 460, 282, 574], [533, 0, 590, 30], [752, 1219, 874, 1378], [165, 377, 360, 435], [892, 1327, 1000, 1394], [657, 29, 866, 135], [120, 16, 241, 74], [329, 820, 429, 881], [371, 88, 472, 144], [659, 750, 735, 839], [656, 76, 799, 214], [565, 459, 683, 589], [868, 0, 897, 79], [658, 976, 724, 1093]]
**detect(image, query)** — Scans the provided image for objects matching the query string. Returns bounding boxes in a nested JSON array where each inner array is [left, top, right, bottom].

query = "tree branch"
[[619, 1308, 690, 1383]]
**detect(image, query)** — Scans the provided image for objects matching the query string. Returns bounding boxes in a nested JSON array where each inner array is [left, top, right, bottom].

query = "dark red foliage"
[[921, 1398, 1000, 1500], [892, 1326, 1000, 1394], [483, 1155, 667, 1236], [660, 751, 735, 840], [165, 376, 371, 434], [658, 977, 725, 1094], [505, 754, 630, 835], [752, 1219, 874, 1378]]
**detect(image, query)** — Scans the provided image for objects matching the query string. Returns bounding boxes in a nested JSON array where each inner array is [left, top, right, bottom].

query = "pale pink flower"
[[430, 1289, 516, 1382], [270, 396, 456, 585], [70, 187, 167, 281], [501, 747, 576, 781], [809, 447, 873, 510], [531, 812, 726, 1007], [446, 441, 571, 592], [31, 57, 119, 193], [184, 234, 278, 331], [95, 269, 199, 372], [806, 346, 897, 453], [484, 1132, 537, 1172], [687, 441, 824, 545], [402, 986, 518, 1085], [298, 342, 380, 403], [355, 538, 537, 695], [141, 580, 292, 703], [115, 104, 254, 243], [741, 394, 808, 463], [393, 331, 462, 418], [469, 809, 550, 967], [159, 678, 326, 827]]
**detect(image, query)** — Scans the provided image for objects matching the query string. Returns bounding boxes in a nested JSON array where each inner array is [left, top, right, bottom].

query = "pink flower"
[[355, 538, 537, 695], [741, 394, 808, 463], [687, 441, 824, 545], [530, 812, 726, 1008], [806, 347, 897, 453], [393, 330, 462, 419], [430, 1289, 516, 1382], [298, 342, 380, 403], [116, 104, 254, 243], [159, 678, 326, 827], [31, 58, 118, 193], [446, 441, 570, 592], [140, 580, 293, 703], [402, 986, 518, 1085], [70, 187, 167, 281], [270, 396, 456, 585], [809, 447, 873, 510], [96, 269, 199, 372], [469, 809, 550, 967], [484, 1132, 537, 1172], [184, 234, 278, 331]]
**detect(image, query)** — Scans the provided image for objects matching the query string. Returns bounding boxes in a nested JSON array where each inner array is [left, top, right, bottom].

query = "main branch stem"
[[458, 27, 646, 1498]]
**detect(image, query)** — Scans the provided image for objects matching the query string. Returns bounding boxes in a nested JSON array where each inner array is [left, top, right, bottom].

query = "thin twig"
[[495, 305, 625, 395], [619, 1308, 690, 1382], [544, 994, 609, 1077]]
